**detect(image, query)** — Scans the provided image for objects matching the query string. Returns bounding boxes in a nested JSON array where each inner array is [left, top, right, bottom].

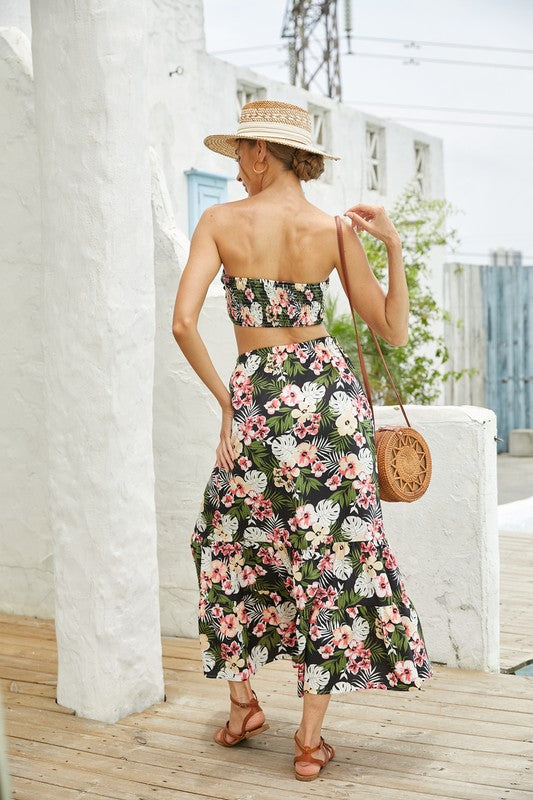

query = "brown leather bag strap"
[[334, 215, 411, 428]]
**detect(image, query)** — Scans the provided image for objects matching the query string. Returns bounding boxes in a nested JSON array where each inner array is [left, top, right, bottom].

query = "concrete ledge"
[[509, 428, 533, 457]]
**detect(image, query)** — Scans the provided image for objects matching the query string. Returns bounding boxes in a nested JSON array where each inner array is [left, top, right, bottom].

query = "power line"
[[346, 51, 533, 71], [344, 99, 533, 118], [351, 34, 533, 57], [385, 117, 533, 130], [243, 50, 533, 72], [209, 34, 533, 58]]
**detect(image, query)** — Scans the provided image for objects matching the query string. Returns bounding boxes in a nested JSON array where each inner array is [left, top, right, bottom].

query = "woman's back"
[[214, 194, 336, 284]]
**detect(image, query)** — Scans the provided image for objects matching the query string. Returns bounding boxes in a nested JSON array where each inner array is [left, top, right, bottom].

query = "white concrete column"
[[376, 405, 499, 672], [30, 0, 164, 721]]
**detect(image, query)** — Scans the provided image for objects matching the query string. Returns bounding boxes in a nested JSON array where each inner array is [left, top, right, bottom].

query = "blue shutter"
[[185, 169, 229, 237]]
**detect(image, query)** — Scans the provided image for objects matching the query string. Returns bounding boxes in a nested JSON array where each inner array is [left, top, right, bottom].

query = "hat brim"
[[203, 133, 340, 161]]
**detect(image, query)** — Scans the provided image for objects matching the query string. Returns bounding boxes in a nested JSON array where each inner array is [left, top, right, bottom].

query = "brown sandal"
[[293, 730, 335, 781], [213, 689, 269, 747]]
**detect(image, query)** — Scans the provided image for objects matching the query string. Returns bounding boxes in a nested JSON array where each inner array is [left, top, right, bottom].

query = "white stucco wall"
[[30, 0, 164, 721], [0, 27, 53, 617], [376, 404, 499, 671]]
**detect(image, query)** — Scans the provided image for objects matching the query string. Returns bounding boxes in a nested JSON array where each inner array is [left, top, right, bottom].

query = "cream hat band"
[[203, 99, 340, 161]]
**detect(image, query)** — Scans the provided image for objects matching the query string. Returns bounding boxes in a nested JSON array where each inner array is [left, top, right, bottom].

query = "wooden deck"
[[1, 529, 532, 800]]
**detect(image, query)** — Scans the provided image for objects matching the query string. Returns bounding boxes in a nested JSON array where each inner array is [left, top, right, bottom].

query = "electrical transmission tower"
[[281, 1, 352, 101]]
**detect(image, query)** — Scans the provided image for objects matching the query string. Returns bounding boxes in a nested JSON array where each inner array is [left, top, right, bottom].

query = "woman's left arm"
[[172, 205, 231, 412], [344, 203, 408, 346]]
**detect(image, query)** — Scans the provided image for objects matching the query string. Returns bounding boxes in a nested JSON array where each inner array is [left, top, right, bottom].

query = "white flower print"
[[314, 498, 341, 526]]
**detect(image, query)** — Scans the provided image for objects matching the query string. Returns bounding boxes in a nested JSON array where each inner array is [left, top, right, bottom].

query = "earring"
[[252, 160, 267, 174]]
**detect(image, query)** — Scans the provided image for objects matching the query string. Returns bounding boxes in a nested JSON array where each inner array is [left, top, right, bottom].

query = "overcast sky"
[[203, 0, 533, 265]]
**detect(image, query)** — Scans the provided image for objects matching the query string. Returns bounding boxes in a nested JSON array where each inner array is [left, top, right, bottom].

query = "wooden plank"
[[5, 705, 529, 775], [7, 735, 531, 800]]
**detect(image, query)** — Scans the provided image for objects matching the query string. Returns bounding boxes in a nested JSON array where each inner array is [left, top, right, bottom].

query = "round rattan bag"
[[375, 425, 432, 502]]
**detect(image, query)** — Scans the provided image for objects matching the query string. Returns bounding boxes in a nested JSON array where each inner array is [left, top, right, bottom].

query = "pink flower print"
[[219, 614, 240, 638], [235, 601, 248, 624], [331, 624, 354, 648], [353, 473, 377, 508], [319, 643, 335, 658], [199, 598, 207, 619], [346, 641, 372, 673], [311, 460, 326, 477], [394, 659, 419, 684], [359, 541, 377, 561], [253, 621, 266, 637], [239, 565, 257, 586], [326, 474, 342, 490], [280, 384, 302, 406], [382, 545, 399, 570], [265, 397, 281, 414], [310, 359, 325, 375], [221, 491, 235, 507], [245, 493, 273, 521], [261, 606, 279, 625], [354, 431, 364, 447], [387, 671, 399, 687], [238, 455, 252, 470], [210, 560, 228, 583], [346, 606, 359, 619], [318, 553, 335, 572], [374, 573, 393, 598], [221, 578, 233, 594], [296, 443, 318, 466], [293, 585, 307, 610], [269, 591, 282, 603], [244, 287, 255, 301], [317, 585, 338, 608], [269, 527, 290, 548], [338, 453, 365, 480], [306, 581, 319, 599], [309, 623, 320, 641], [295, 503, 317, 529]]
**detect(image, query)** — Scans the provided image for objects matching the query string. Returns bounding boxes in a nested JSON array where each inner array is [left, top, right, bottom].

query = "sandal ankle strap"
[[294, 730, 323, 754], [230, 689, 260, 709]]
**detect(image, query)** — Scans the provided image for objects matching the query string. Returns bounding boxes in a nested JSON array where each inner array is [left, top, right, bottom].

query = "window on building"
[[414, 141, 430, 195], [184, 169, 229, 237], [366, 125, 385, 193], [307, 103, 332, 182], [236, 82, 266, 119]]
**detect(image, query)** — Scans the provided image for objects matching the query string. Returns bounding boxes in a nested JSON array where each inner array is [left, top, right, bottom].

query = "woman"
[[172, 100, 433, 782]]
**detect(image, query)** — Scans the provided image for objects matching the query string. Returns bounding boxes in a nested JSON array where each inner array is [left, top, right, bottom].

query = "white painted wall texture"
[[0, 27, 53, 617], [0, 0, 500, 718], [29, 0, 164, 720]]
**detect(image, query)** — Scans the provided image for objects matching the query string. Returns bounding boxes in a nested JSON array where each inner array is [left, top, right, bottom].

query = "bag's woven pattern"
[[375, 428, 432, 503]]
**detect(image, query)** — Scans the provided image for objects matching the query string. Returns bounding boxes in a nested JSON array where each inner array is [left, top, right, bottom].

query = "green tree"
[[326, 180, 478, 405]]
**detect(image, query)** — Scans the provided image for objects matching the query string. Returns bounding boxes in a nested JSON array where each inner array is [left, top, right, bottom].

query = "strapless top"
[[220, 269, 330, 327]]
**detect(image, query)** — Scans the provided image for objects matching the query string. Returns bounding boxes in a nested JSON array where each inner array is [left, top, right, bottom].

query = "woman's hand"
[[215, 405, 235, 472], [344, 203, 400, 247]]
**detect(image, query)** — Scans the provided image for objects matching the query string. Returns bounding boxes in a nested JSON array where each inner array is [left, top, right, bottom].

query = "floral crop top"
[[220, 269, 330, 327]]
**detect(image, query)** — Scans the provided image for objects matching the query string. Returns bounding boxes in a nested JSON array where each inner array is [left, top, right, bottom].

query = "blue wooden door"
[[185, 169, 228, 237], [482, 263, 533, 451]]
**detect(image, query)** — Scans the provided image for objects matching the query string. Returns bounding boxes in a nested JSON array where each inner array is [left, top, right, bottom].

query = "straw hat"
[[203, 99, 340, 161]]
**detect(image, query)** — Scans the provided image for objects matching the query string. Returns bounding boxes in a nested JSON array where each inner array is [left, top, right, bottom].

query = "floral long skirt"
[[190, 334, 434, 696]]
